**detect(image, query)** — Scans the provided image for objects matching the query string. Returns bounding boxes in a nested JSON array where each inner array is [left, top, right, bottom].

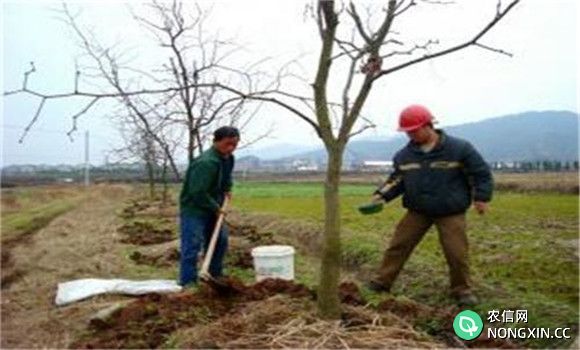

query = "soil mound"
[[118, 221, 174, 245], [338, 281, 366, 306], [129, 247, 180, 267], [73, 277, 315, 348]]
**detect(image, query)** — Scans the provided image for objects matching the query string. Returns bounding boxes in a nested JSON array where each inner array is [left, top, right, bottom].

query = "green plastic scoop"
[[357, 202, 384, 215]]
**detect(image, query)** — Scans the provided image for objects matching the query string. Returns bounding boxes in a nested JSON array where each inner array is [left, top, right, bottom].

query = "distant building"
[[493, 161, 521, 170], [292, 159, 319, 171], [296, 165, 318, 171], [360, 160, 394, 172]]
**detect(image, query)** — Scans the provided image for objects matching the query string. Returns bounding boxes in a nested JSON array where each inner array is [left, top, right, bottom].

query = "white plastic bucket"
[[251, 245, 295, 281]]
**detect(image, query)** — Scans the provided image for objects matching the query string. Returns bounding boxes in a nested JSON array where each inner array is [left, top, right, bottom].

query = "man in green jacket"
[[367, 105, 493, 306], [178, 126, 239, 286]]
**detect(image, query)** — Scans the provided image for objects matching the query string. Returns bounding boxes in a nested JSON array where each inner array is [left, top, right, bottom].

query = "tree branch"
[[374, 0, 520, 80]]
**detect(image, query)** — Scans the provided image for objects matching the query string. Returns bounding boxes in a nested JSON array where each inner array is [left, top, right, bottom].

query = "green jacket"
[[179, 146, 234, 217]]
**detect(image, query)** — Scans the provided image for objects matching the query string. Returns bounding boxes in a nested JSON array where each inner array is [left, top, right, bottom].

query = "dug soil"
[[71, 278, 446, 349], [71, 278, 314, 348], [118, 220, 175, 245]]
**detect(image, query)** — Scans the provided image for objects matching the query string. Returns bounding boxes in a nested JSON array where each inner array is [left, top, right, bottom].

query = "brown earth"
[[71, 278, 314, 348], [338, 281, 366, 306], [173, 295, 446, 349], [1, 249, 27, 289], [118, 220, 175, 245], [119, 198, 177, 220], [226, 220, 278, 244], [71, 278, 450, 349], [129, 247, 180, 267], [0, 185, 143, 348]]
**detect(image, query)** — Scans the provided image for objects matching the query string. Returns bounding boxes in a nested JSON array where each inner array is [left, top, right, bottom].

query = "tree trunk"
[[161, 142, 181, 181], [188, 124, 195, 163], [161, 157, 169, 206], [317, 144, 344, 318], [145, 158, 156, 200]]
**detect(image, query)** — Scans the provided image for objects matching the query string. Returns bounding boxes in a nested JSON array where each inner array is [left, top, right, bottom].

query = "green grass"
[[230, 181, 579, 348], [1, 186, 87, 243], [120, 246, 177, 280]]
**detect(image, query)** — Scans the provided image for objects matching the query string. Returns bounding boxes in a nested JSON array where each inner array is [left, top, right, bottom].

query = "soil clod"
[[118, 220, 175, 245], [338, 281, 366, 305], [226, 221, 277, 244], [129, 247, 180, 267]]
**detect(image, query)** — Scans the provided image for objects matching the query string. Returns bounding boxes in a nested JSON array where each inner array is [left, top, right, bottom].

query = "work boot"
[[365, 280, 391, 293], [455, 293, 479, 306]]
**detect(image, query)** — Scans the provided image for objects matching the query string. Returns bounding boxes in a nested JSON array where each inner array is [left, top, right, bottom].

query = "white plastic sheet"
[[55, 278, 183, 306]]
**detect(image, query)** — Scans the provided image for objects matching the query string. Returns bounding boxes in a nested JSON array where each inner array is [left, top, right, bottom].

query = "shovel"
[[357, 201, 384, 215], [358, 194, 386, 215], [199, 196, 237, 293]]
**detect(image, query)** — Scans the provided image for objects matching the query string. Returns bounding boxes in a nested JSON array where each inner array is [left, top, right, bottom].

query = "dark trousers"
[[374, 210, 471, 296], [178, 211, 228, 286]]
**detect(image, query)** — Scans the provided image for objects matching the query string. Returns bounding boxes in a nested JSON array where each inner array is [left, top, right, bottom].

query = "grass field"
[[231, 182, 579, 348], [1, 186, 88, 243], [1, 181, 577, 348], [239, 171, 579, 194]]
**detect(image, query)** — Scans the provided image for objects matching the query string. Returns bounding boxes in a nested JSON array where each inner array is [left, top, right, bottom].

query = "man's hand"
[[372, 193, 385, 204], [217, 207, 230, 216], [217, 192, 232, 216], [473, 201, 488, 215]]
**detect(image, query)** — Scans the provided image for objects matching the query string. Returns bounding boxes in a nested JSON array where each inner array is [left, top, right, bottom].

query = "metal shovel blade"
[[200, 272, 243, 296], [358, 202, 384, 215]]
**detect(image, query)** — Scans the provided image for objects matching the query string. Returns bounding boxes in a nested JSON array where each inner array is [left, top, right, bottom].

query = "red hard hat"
[[398, 105, 434, 132]]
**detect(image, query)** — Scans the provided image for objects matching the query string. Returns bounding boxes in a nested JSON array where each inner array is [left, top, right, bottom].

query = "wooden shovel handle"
[[200, 196, 230, 277]]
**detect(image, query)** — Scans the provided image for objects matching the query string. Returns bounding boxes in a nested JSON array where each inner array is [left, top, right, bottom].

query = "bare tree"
[[3, 1, 268, 180], [110, 103, 185, 201], [130, 1, 266, 162]]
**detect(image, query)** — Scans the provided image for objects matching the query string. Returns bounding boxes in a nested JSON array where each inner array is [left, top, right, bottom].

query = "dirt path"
[[1, 185, 136, 348]]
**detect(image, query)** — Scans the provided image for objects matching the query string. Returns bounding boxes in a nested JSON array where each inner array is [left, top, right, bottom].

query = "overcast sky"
[[1, 0, 578, 166]]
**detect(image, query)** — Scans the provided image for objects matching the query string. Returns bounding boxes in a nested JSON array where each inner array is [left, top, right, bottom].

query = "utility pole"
[[84, 130, 90, 187]]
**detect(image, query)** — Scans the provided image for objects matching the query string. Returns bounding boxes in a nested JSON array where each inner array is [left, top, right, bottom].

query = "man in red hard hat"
[[367, 104, 493, 306]]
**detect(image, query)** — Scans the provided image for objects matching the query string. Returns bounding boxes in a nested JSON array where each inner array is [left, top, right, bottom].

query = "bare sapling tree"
[[111, 105, 184, 202], [130, 1, 268, 162]]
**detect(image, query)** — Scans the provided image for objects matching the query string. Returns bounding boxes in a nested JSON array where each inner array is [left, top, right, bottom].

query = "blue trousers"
[[178, 211, 229, 286]]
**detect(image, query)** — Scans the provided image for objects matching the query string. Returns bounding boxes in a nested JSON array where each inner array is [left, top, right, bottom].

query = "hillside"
[[248, 111, 579, 163]]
